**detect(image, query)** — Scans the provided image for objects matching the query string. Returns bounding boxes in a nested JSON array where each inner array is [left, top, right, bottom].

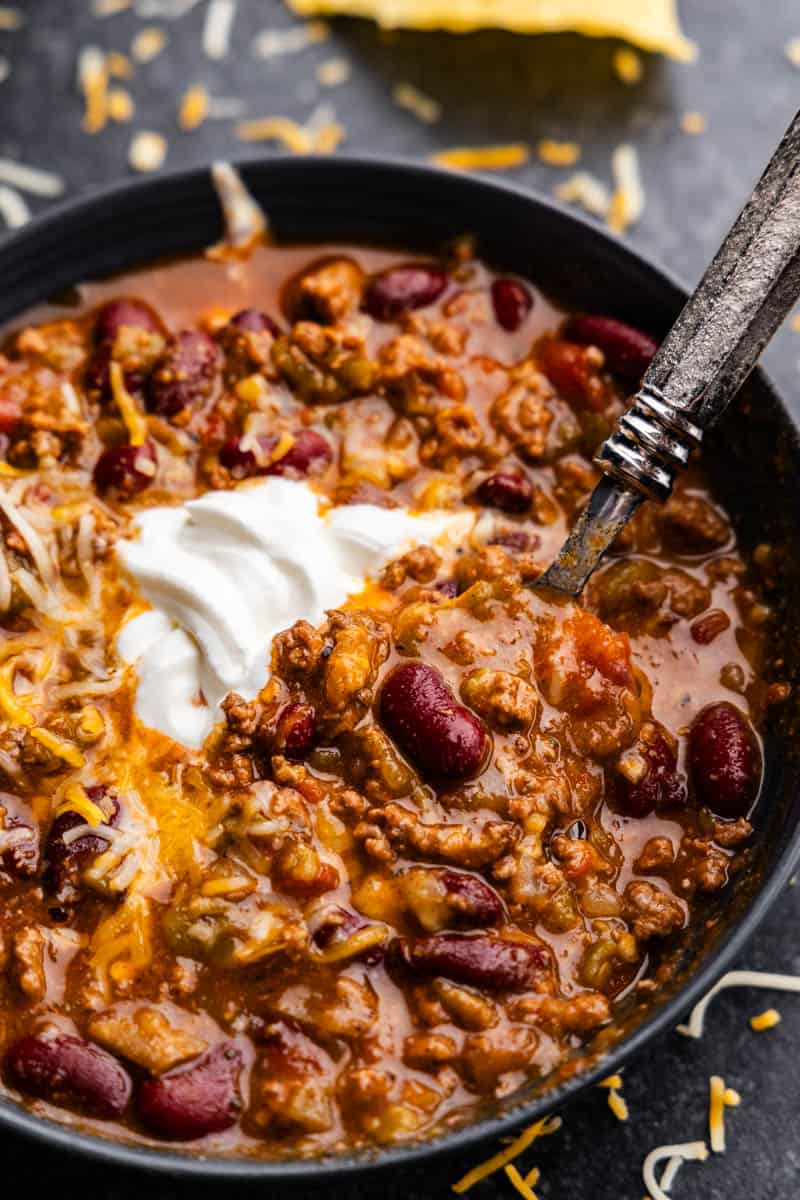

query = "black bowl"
[[1, 156, 799, 1181]]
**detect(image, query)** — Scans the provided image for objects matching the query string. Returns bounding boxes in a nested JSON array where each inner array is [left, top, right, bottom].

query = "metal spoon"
[[540, 108, 800, 596]]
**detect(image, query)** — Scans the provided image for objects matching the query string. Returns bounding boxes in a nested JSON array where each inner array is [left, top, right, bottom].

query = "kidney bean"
[[363, 264, 448, 321], [92, 440, 157, 497], [439, 870, 504, 926], [490, 278, 533, 332], [44, 788, 118, 904], [5, 1033, 132, 1118], [219, 430, 332, 481], [488, 529, 540, 554], [688, 701, 762, 819], [94, 298, 164, 345], [392, 933, 548, 990], [690, 609, 731, 645], [146, 330, 220, 417], [435, 578, 459, 598], [475, 471, 532, 513], [137, 1043, 243, 1141], [311, 906, 385, 965], [379, 662, 487, 780], [613, 728, 687, 818], [537, 339, 611, 412], [0, 397, 21, 435], [229, 308, 281, 336], [0, 792, 39, 879], [274, 702, 316, 759], [567, 314, 658, 383]]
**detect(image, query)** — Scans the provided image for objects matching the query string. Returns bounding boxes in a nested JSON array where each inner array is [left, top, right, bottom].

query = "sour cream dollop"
[[116, 477, 470, 748]]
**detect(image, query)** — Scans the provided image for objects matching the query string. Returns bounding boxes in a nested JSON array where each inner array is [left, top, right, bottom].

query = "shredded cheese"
[[750, 1007, 781, 1032], [92, 0, 132, 14], [129, 131, 168, 174], [708, 1074, 726, 1152], [785, 38, 800, 68], [0, 158, 64, 197], [598, 1073, 628, 1120], [608, 143, 645, 232], [393, 81, 441, 124], [554, 170, 611, 218], [452, 1116, 561, 1193], [317, 57, 351, 86], [203, 0, 236, 60], [78, 46, 108, 133], [642, 1141, 708, 1200], [680, 111, 707, 135], [504, 1163, 538, 1200], [108, 88, 135, 122], [537, 138, 581, 166], [677, 970, 800, 1038], [109, 362, 148, 445], [0, 6, 22, 30], [57, 783, 106, 827], [0, 57, 9, 85], [432, 143, 529, 171], [30, 727, 85, 768], [252, 20, 330, 59], [0, 663, 34, 726], [131, 26, 167, 63], [0, 185, 30, 229], [106, 51, 133, 78], [210, 161, 268, 251], [179, 84, 210, 131], [613, 46, 644, 84]]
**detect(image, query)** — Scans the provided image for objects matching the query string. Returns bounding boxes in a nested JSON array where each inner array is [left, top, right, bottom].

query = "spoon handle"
[[596, 108, 800, 500], [541, 109, 800, 596]]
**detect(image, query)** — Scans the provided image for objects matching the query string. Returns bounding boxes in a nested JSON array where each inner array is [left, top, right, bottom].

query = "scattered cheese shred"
[[109, 362, 149, 443], [78, 46, 109, 133], [0, 663, 33, 725], [681, 110, 707, 135], [236, 110, 344, 153], [642, 1141, 708, 1200], [724, 1087, 741, 1106], [210, 161, 268, 252], [131, 26, 167, 63], [504, 1163, 538, 1200], [537, 138, 581, 166], [0, 6, 23, 30], [179, 84, 210, 131], [0, 158, 64, 197], [30, 727, 85, 768], [203, 0, 237, 60], [92, 0, 132, 14], [106, 51, 133, 78], [0, 184, 30, 228], [252, 20, 330, 59], [129, 130, 168, 173], [785, 38, 800, 68], [317, 57, 351, 86], [598, 1073, 628, 1121], [452, 1115, 561, 1193], [708, 1074, 726, 1152], [285, 0, 697, 60], [555, 170, 611, 218], [393, 81, 441, 124], [57, 783, 106, 827], [677, 971, 800, 1039], [791, 313, 800, 332], [0, 57, 9, 84], [608, 142, 645, 232], [432, 143, 529, 171], [108, 88, 135, 122], [750, 1007, 781, 1032], [613, 46, 644, 84]]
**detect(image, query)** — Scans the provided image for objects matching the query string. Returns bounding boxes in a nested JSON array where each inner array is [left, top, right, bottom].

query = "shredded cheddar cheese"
[[708, 1074, 727, 1152], [179, 84, 210, 131], [750, 1007, 781, 1032], [681, 111, 707, 135], [677, 970, 800, 1039], [608, 143, 645, 232], [57, 783, 106, 827], [431, 143, 529, 171], [108, 88, 135, 122], [131, 27, 168, 64], [613, 46, 644, 84], [78, 46, 108, 134], [537, 138, 581, 166], [393, 81, 441, 124], [452, 1115, 561, 1193], [30, 727, 85, 768], [109, 362, 148, 445], [504, 1163, 538, 1200], [599, 1073, 629, 1121]]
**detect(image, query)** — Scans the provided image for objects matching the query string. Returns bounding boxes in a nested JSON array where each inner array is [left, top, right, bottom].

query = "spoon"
[[540, 108, 800, 596]]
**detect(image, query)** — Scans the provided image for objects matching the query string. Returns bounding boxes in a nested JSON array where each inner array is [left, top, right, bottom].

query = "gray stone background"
[[1, 1, 799, 1195]]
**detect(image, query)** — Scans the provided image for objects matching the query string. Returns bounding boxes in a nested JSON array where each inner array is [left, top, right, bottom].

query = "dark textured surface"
[[1, 1, 800, 1195]]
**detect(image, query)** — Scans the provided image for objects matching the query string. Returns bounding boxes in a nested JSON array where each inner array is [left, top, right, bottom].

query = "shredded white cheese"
[[135, 0, 201, 15], [0, 185, 30, 229], [0, 158, 64, 198], [677, 970, 800, 1039], [252, 20, 329, 59], [210, 161, 267, 249], [554, 171, 611, 219], [129, 131, 168, 173], [316, 57, 350, 87], [131, 27, 167, 63], [393, 81, 441, 124], [643, 1141, 709, 1200], [609, 143, 645, 233], [203, 0, 237, 60]]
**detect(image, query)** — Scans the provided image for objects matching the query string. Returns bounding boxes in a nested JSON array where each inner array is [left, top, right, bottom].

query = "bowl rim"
[[1, 152, 799, 1181]]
